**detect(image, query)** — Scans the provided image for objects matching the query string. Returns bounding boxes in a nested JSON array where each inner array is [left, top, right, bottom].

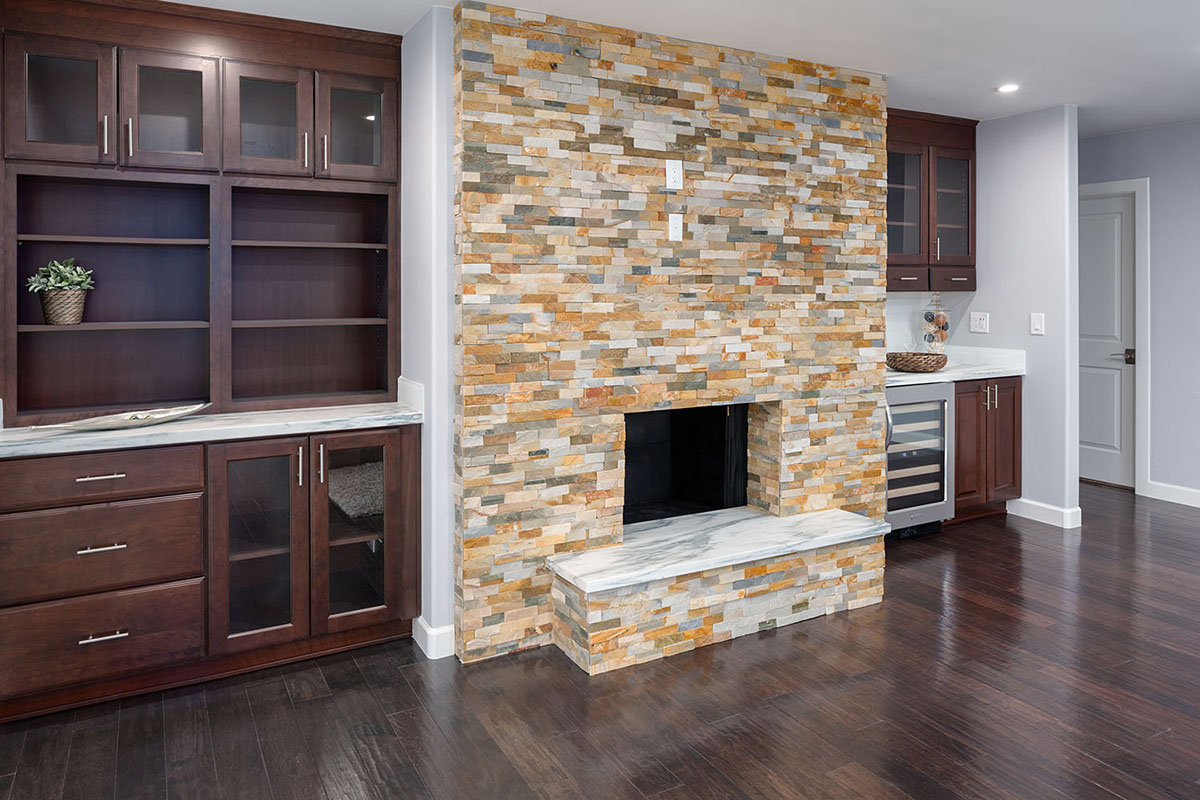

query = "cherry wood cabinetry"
[[119, 47, 219, 170], [0, 426, 420, 721], [222, 61, 315, 176], [207, 428, 419, 654], [888, 109, 977, 291], [4, 33, 117, 164], [954, 377, 1022, 520], [315, 72, 397, 182]]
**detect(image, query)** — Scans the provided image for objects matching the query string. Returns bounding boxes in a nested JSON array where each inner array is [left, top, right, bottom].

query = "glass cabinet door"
[[222, 61, 314, 176], [930, 146, 975, 265], [886, 142, 927, 265], [310, 428, 414, 635], [119, 49, 219, 170], [4, 34, 116, 164], [315, 72, 396, 181], [208, 438, 309, 654]]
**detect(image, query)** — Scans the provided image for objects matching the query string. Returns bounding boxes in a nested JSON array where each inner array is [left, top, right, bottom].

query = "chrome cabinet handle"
[[303, 132, 309, 168], [76, 543, 127, 556], [298, 446, 304, 487], [949, 277, 969, 282], [899, 276, 918, 281], [75, 472, 126, 483], [323, 134, 329, 170], [79, 630, 129, 646], [983, 386, 992, 410], [884, 404, 894, 448], [102, 115, 108, 155], [319, 444, 325, 484], [127, 118, 133, 158], [936, 237, 941, 262]]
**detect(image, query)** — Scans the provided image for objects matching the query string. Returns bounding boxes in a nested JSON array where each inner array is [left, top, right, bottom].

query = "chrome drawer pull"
[[74, 472, 127, 483], [899, 276, 918, 281], [78, 630, 129, 646], [949, 277, 969, 282], [76, 543, 128, 556]]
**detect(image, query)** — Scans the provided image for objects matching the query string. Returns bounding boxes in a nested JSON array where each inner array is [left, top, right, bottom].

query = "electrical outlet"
[[668, 213, 683, 241], [969, 311, 990, 334], [1030, 312, 1046, 335], [665, 159, 683, 190]]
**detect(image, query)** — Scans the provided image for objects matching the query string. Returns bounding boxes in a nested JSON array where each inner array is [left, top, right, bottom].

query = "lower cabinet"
[[207, 427, 419, 655], [954, 377, 1022, 518]]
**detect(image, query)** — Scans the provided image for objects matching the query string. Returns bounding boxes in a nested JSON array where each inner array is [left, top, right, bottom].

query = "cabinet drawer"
[[0, 494, 203, 606], [0, 578, 204, 698], [930, 267, 976, 292], [0, 445, 203, 512], [887, 267, 929, 292]]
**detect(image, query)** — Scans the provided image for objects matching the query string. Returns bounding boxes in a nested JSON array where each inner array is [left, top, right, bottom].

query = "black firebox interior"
[[623, 404, 748, 525]]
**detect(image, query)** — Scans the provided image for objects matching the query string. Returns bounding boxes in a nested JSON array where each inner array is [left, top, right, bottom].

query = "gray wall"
[[1080, 121, 1200, 497], [400, 6, 455, 654], [889, 106, 1080, 521]]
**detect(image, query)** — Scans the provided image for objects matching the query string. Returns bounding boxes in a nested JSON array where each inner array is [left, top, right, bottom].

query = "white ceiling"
[[184, 0, 1200, 137]]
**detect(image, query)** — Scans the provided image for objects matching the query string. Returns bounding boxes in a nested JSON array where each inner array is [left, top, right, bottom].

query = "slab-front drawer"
[[0, 494, 204, 606], [0, 445, 203, 513], [0, 578, 204, 698]]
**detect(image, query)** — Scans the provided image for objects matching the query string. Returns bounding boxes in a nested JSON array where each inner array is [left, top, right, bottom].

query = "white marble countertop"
[[0, 402, 422, 459], [546, 506, 889, 593], [886, 345, 1026, 387]]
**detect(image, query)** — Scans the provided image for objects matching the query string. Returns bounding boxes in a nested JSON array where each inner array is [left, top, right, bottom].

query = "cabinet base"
[[0, 618, 411, 723], [946, 502, 1008, 526]]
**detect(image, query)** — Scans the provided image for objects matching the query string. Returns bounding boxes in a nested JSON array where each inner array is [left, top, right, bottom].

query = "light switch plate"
[[1030, 312, 1046, 335], [666, 159, 683, 190], [969, 311, 989, 334], [668, 213, 683, 241]]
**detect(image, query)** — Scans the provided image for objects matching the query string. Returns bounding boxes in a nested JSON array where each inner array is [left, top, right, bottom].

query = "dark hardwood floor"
[[3, 482, 1200, 799]]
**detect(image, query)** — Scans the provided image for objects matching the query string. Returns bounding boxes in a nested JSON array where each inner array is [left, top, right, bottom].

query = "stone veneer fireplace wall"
[[453, 1, 888, 661]]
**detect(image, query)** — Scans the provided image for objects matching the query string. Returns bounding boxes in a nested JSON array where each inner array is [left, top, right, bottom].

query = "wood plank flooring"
[[3, 482, 1200, 799]]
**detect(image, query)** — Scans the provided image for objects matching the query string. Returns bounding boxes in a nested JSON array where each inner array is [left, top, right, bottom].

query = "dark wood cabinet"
[[119, 48, 219, 170], [315, 72, 397, 182], [209, 428, 418, 652], [887, 109, 977, 291], [222, 61, 315, 176], [310, 427, 419, 634], [954, 377, 1022, 520], [207, 437, 311, 654], [4, 34, 117, 164]]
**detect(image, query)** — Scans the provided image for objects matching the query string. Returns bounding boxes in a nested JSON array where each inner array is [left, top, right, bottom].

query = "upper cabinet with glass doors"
[[886, 109, 977, 291], [5, 34, 117, 164], [5, 36, 396, 181]]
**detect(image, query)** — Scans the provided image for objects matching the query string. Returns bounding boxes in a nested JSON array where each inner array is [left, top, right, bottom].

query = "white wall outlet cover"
[[1030, 312, 1046, 335], [668, 213, 683, 241], [969, 311, 990, 334], [665, 159, 683, 190]]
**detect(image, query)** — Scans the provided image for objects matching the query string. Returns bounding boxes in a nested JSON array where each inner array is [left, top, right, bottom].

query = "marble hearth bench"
[[548, 507, 889, 675]]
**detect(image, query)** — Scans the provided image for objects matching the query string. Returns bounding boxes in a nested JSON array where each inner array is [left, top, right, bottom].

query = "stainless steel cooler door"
[[885, 381, 956, 528]]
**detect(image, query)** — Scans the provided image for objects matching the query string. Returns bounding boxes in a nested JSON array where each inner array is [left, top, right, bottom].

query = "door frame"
[[1078, 178, 1150, 496]]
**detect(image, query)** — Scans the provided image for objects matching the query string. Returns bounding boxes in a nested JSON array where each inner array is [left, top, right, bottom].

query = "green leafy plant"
[[26, 258, 95, 293]]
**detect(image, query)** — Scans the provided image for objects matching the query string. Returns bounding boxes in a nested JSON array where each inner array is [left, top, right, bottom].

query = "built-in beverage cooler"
[[885, 382, 955, 531]]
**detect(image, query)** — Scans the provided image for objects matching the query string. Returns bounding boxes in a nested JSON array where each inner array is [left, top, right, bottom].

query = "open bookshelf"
[[2, 166, 398, 426]]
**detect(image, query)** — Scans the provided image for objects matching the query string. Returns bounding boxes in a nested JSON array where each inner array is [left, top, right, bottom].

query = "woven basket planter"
[[39, 289, 88, 325], [886, 351, 947, 373]]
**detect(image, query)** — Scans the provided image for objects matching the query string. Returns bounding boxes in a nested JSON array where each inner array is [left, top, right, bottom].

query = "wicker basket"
[[39, 289, 88, 325], [886, 351, 948, 373]]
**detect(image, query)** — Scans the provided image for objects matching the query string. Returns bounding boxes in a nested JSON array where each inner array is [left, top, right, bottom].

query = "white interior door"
[[1079, 194, 1135, 486]]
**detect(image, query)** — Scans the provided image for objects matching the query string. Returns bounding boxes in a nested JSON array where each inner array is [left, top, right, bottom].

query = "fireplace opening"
[[623, 404, 748, 525]]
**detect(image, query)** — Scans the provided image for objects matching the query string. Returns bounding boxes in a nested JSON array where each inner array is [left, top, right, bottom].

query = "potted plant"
[[26, 258, 95, 325]]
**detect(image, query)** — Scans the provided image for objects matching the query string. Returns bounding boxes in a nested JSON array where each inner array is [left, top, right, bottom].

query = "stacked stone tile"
[[552, 537, 885, 674], [453, 2, 888, 661]]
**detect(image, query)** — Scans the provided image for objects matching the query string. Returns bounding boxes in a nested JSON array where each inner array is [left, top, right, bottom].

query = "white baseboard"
[[1007, 497, 1082, 529], [1144, 480, 1200, 509], [413, 616, 455, 660]]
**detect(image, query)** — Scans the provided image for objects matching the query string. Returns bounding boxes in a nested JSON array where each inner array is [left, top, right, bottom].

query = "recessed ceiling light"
[[996, 83, 1020, 94]]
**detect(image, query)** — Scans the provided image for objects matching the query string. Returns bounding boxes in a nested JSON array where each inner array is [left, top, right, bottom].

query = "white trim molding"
[[1078, 178, 1151, 497], [1007, 497, 1083, 529], [413, 616, 455, 659], [1144, 480, 1200, 510]]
